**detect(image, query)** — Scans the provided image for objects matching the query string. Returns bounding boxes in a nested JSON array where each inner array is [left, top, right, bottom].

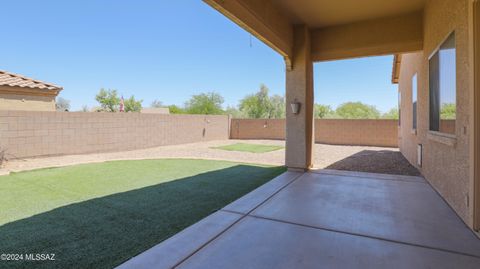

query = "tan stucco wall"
[[474, 0, 480, 230], [311, 12, 424, 62], [398, 52, 423, 165], [0, 111, 229, 159], [231, 119, 398, 147], [285, 25, 315, 170], [0, 93, 56, 111], [398, 0, 473, 226]]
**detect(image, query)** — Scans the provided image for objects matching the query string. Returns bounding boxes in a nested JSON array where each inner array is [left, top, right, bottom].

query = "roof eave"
[[392, 54, 402, 84]]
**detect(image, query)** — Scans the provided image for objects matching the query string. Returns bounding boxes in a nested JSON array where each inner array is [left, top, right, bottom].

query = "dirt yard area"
[[325, 149, 421, 176], [0, 140, 419, 176]]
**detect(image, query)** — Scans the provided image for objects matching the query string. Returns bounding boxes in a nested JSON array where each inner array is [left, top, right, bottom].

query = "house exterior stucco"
[[0, 89, 56, 111], [397, 0, 473, 225]]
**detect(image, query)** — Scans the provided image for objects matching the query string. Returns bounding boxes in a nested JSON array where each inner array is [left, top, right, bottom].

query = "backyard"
[[1, 0, 480, 268], [0, 159, 285, 269], [0, 140, 422, 269], [2, 140, 416, 175]]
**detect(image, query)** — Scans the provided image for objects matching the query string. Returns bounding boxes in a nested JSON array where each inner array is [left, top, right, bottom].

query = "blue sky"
[[0, 0, 398, 112]]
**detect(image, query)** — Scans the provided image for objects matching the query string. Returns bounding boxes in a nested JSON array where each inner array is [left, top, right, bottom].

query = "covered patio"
[[202, 0, 426, 172], [119, 170, 480, 268], [120, 0, 480, 267]]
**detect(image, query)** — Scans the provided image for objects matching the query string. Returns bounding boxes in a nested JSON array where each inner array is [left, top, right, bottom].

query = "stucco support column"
[[285, 25, 314, 171]]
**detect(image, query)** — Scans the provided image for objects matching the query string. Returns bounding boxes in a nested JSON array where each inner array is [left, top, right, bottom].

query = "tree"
[[124, 96, 143, 112], [150, 99, 163, 108], [81, 105, 89, 112], [335, 102, 381, 119], [269, 95, 285, 119], [224, 105, 245, 118], [239, 84, 285, 119], [95, 89, 120, 112], [168, 105, 185, 114], [56, 97, 71, 112], [382, 107, 399, 119], [440, 103, 456, 119], [185, 92, 224, 115], [240, 84, 271, 119], [314, 104, 334, 119]]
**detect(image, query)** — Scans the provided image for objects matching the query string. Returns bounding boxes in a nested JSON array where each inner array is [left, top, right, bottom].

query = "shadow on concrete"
[[326, 150, 421, 176], [0, 165, 285, 269]]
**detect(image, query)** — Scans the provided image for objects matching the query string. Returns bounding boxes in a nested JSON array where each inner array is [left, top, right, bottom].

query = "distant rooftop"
[[0, 70, 62, 91]]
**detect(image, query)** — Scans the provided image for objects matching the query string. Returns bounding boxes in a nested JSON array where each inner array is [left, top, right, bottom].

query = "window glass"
[[398, 90, 401, 126], [412, 74, 417, 130], [429, 32, 456, 135]]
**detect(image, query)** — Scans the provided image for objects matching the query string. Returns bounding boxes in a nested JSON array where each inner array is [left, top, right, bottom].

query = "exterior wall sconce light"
[[290, 99, 301, 115], [263, 121, 268, 128]]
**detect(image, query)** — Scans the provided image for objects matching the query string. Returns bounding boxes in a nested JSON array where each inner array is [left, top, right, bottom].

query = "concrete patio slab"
[[117, 211, 242, 269], [117, 170, 480, 269], [252, 172, 480, 257], [222, 171, 302, 214], [177, 216, 480, 269], [312, 168, 426, 183]]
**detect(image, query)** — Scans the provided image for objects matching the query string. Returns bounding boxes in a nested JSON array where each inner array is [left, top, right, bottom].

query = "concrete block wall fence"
[[231, 119, 398, 147], [230, 119, 286, 140], [0, 111, 398, 160], [0, 111, 229, 159]]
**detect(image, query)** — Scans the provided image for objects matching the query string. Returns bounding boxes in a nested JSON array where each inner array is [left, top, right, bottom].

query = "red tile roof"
[[0, 70, 62, 91]]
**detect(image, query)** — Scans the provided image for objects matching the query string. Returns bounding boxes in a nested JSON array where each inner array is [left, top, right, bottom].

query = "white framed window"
[[429, 32, 456, 135]]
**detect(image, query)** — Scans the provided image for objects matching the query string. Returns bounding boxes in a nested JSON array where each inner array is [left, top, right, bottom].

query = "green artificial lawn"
[[0, 159, 285, 269], [213, 143, 284, 153]]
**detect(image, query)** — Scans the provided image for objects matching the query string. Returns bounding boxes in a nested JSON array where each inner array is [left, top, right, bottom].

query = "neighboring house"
[[141, 107, 170, 114], [0, 70, 63, 111]]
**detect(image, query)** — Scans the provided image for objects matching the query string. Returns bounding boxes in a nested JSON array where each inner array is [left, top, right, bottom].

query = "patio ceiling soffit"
[[203, 1, 423, 65]]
